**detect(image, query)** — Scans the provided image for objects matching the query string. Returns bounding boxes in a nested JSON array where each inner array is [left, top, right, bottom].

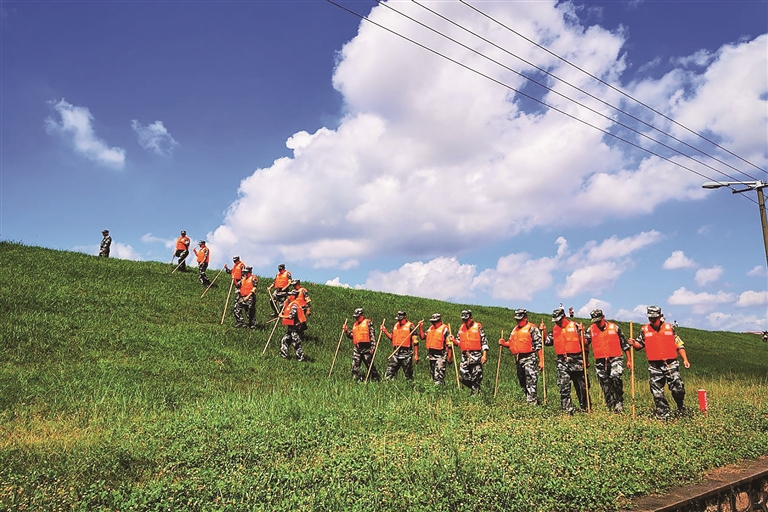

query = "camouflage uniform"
[[545, 330, 589, 414], [345, 317, 380, 382], [383, 316, 419, 381], [510, 324, 542, 405], [99, 231, 111, 257], [456, 315, 489, 394], [634, 317, 688, 419], [584, 320, 630, 412], [279, 301, 306, 361], [233, 294, 256, 328], [427, 349, 448, 385]]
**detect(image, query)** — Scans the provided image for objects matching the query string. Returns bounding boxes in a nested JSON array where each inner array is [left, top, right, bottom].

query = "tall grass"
[[1, 241, 766, 511]]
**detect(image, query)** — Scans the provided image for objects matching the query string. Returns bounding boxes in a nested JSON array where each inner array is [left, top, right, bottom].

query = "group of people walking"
[[340, 305, 691, 420], [123, 229, 690, 421]]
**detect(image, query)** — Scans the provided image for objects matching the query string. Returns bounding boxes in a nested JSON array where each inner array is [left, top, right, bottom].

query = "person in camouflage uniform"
[[546, 307, 589, 414], [174, 230, 191, 271], [453, 310, 489, 394], [420, 313, 451, 385], [584, 309, 631, 413], [381, 311, 421, 381], [279, 290, 306, 362], [630, 305, 690, 420], [500, 308, 544, 405], [233, 266, 258, 328], [99, 230, 111, 257], [193, 240, 211, 286], [343, 308, 380, 382]]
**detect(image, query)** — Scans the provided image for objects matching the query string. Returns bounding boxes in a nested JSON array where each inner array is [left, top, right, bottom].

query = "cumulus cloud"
[[694, 266, 723, 286], [45, 99, 126, 169], [364, 257, 477, 301], [141, 233, 174, 248], [668, 287, 735, 314], [735, 290, 768, 307], [663, 250, 696, 269], [747, 265, 767, 277], [326, 277, 352, 288], [577, 298, 612, 318], [131, 120, 178, 156], [704, 311, 767, 332]]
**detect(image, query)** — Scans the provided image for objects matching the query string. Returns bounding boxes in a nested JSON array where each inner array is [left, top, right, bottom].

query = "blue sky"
[[2, 0, 766, 332]]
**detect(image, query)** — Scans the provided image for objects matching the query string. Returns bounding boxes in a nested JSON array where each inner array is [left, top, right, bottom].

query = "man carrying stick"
[[419, 313, 451, 385], [193, 240, 211, 287], [584, 309, 632, 413], [267, 263, 292, 317], [629, 305, 690, 420], [233, 266, 258, 329], [546, 307, 589, 415], [278, 290, 307, 362], [454, 310, 488, 395], [342, 308, 380, 382], [173, 230, 191, 271], [499, 309, 543, 405], [381, 311, 421, 381], [224, 256, 245, 290]]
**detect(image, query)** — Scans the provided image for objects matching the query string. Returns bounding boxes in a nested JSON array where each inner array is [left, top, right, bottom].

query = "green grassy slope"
[[1, 241, 766, 511]]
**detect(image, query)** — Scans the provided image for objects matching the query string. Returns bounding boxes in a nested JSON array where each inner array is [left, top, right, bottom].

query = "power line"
[[376, 0, 755, 187], [326, 0, 744, 196], [412, 0, 764, 184], [459, 0, 767, 177]]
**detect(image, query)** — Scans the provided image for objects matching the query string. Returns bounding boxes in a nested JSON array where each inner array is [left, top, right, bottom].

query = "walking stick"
[[493, 330, 503, 397], [268, 290, 280, 316], [220, 279, 234, 325], [630, 322, 636, 419], [201, 266, 225, 298], [262, 315, 280, 355], [329, 319, 348, 378], [448, 324, 461, 391], [386, 321, 423, 360], [540, 321, 547, 403], [365, 318, 385, 383], [169, 254, 176, 269], [579, 323, 591, 413], [171, 259, 186, 274]]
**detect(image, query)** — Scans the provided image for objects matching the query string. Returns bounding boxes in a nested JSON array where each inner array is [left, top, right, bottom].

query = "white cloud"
[[735, 290, 768, 307], [747, 265, 767, 277], [45, 99, 125, 169], [704, 311, 767, 332], [364, 257, 476, 301], [206, 4, 765, 275], [694, 266, 723, 286], [141, 233, 174, 249], [325, 277, 352, 288], [667, 287, 735, 314], [131, 120, 178, 156], [577, 298, 612, 318], [560, 261, 626, 298], [663, 250, 696, 269]]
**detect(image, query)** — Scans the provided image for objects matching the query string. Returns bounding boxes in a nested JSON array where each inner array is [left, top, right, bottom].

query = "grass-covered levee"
[[1, 241, 766, 511]]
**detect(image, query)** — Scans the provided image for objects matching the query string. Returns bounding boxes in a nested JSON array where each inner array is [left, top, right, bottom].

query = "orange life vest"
[[352, 318, 371, 344], [458, 321, 482, 351], [231, 261, 245, 281], [425, 324, 449, 350], [281, 298, 307, 326], [642, 323, 678, 361], [391, 321, 415, 348], [176, 236, 190, 251], [552, 321, 582, 355], [295, 287, 309, 307], [239, 275, 257, 297], [274, 270, 290, 289], [509, 323, 534, 354], [196, 246, 209, 263], [589, 322, 622, 358]]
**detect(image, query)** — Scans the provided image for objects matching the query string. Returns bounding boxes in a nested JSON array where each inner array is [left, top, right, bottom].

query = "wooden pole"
[[329, 319, 348, 378], [630, 322, 636, 419], [262, 315, 280, 355], [365, 319, 385, 383], [448, 324, 460, 391], [580, 323, 591, 413], [171, 259, 186, 274], [201, 266, 225, 298], [493, 330, 504, 397], [386, 321, 423, 360], [220, 279, 234, 325], [540, 321, 547, 403]]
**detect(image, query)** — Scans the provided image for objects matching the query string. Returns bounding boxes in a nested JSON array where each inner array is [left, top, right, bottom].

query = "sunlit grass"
[[1, 241, 766, 511]]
